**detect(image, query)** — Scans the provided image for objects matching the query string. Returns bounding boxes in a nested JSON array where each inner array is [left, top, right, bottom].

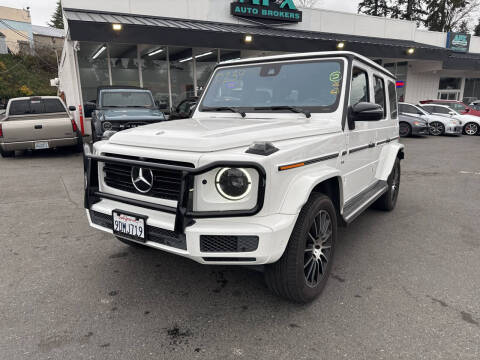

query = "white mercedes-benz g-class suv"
[[84, 51, 404, 303]]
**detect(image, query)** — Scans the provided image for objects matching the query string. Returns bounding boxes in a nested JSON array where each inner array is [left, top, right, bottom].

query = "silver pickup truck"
[[0, 96, 81, 158]]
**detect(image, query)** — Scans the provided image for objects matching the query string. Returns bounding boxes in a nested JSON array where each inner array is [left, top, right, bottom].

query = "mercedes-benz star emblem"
[[131, 167, 154, 193]]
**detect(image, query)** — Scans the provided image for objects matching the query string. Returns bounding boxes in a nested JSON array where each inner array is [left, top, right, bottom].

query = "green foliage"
[[475, 19, 480, 36], [49, 1, 64, 29], [0, 54, 57, 102], [358, 0, 390, 17]]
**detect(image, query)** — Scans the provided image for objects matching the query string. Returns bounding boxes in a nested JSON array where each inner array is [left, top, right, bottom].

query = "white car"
[[399, 102, 462, 136], [84, 51, 404, 303], [419, 104, 480, 136]]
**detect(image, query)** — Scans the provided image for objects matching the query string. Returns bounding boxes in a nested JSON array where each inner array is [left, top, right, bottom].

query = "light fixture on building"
[[337, 42, 345, 49], [148, 48, 164, 57], [112, 23, 123, 31], [407, 47, 415, 55], [245, 35, 253, 43], [92, 45, 106, 60], [179, 51, 214, 63]]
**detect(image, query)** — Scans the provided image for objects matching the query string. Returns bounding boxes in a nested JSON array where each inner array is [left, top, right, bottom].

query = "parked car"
[[469, 100, 480, 111], [90, 86, 166, 142], [399, 102, 462, 136], [168, 96, 199, 120], [83, 51, 404, 303], [419, 104, 480, 136], [398, 113, 429, 137], [419, 99, 480, 117], [0, 96, 81, 158]]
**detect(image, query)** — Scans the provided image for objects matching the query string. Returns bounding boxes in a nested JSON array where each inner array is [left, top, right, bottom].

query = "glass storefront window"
[[439, 77, 461, 90], [195, 48, 218, 94], [169, 47, 195, 108], [77, 42, 110, 103], [140, 45, 169, 110], [109, 43, 140, 87], [463, 78, 480, 103], [384, 62, 407, 102]]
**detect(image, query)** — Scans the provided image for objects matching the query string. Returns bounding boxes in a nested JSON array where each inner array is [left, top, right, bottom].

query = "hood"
[[456, 114, 480, 123], [101, 108, 165, 121], [108, 117, 339, 152]]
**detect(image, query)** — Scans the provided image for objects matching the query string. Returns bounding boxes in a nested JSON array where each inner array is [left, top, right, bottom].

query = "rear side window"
[[44, 99, 66, 113], [350, 68, 369, 105], [434, 106, 450, 114], [388, 81, 398, 119], [9, 100, 30, 115], [373, 75, 386, 118]]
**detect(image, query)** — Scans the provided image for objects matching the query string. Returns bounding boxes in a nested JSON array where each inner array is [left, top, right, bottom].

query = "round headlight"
[[102, 121, 112, 131], [215, 168, 252, 200]]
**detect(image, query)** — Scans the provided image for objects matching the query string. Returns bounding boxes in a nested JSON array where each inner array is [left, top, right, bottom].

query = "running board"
[[342, 181, 388, 224]]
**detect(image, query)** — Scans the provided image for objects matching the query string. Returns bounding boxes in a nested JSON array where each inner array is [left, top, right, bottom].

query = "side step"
[[342, 180, 388, 224]]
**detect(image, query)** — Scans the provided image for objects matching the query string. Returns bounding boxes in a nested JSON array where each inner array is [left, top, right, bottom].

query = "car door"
[[342, 63, 378, 202]]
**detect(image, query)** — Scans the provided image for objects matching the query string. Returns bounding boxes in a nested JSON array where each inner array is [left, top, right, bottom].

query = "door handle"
[[34, 125, 43, 129]]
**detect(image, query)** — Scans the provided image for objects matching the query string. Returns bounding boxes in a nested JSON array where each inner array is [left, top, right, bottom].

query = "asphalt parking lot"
[[1, 136, 479, 360]]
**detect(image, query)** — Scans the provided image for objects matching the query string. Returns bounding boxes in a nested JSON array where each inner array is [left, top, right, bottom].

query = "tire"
[[399, 122, 412, 137], [265, 193, 337, 303], [429, 122, 445, 136], [115, 236, 149, 249], [373, 158, 401, 211], [0, 149, 14, 158], [463, 122, 479, 136]]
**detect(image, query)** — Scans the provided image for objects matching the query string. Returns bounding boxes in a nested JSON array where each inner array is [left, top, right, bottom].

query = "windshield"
[[101, 91, 154, 108], [199, 59, 344, 114]]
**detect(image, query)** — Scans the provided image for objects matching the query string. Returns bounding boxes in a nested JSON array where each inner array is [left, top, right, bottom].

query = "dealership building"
[[58, 0, 480, 126]]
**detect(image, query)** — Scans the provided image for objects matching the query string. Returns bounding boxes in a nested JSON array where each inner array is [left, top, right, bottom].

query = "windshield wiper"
[[202, 107, 246, 118], [254, 106, 311, 118]]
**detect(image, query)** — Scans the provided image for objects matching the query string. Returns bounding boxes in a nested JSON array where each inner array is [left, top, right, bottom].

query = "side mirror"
[[464, 108, 470, 113], [349, 102, 384, 122], [449, 111, 456, 116], [69, 106, 76, 111]]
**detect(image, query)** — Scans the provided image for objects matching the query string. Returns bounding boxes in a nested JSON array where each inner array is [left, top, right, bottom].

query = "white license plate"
[[34, 141, 49, 150], [113, 212, 146, 241]]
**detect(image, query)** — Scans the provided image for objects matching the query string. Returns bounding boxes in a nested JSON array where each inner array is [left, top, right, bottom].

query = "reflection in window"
[[350, 68, 369, 105], [109, 44, 139, 87], [78, 42, 110, 103], [374, 75, 386, 118], [140, 45, 169, 110], [169, 47, 195, 108]]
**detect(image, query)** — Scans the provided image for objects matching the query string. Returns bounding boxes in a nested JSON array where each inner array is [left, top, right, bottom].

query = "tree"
[[474, 19, 480, 36], [389, 0, 426, 23], [457, 20, 470, 33], [358, 0, 390, 17], [424, 0, 480, 32], [294, 0, 321, 8], [49, 1, 64, 29]]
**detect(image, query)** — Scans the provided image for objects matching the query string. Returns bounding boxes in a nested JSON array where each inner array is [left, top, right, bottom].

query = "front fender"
[[375, 142, 404, 181], [279, 166, 342, 215]]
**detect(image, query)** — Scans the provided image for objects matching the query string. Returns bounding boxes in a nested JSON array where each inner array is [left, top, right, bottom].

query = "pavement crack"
[[60, 176, 81, 209]]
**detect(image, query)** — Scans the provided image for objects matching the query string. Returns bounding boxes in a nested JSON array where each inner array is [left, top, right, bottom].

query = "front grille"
[[102, 153, 194, 201], [89, 210, 186, 250], [200, 235, 259, 253]]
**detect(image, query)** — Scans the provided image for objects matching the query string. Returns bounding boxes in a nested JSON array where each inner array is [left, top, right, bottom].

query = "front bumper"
[[87, 199, 296, 265], [444, 125, 463, 135], [1, 137, 79, 151], [412, 126, 429, 136]]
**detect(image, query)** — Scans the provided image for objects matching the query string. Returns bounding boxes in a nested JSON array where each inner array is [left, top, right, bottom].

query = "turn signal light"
[[0, 123, 3, 138]]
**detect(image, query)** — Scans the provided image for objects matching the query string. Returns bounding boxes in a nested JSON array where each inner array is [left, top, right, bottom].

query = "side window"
[[350, 67, 369, 105], [44, 99, 66, 114], [387, 81, 398, 119], [435, 106, 450, 114], [373, 75, 386, 118]]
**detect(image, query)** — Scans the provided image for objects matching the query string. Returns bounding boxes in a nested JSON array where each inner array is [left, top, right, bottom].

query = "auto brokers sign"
[[446, 32, 471, 53], [231, 0, 303, 23]]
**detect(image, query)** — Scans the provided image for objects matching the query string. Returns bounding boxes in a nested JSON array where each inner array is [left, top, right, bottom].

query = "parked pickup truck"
[[90, 86, 166, 142], [0, 96, 81, 158], [84, 51, 404, 303]]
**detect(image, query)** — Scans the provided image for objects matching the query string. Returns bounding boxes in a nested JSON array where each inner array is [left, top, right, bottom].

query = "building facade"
[[0, 6, 32, 54], [58, 0, 480, 122]]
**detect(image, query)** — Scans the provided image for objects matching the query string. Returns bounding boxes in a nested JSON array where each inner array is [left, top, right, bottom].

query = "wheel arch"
[[279, 167, 343, 217], [375, 143, 404, 181]]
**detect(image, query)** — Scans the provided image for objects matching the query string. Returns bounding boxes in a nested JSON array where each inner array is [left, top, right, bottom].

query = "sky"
[[0, 0, 360, 26]]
